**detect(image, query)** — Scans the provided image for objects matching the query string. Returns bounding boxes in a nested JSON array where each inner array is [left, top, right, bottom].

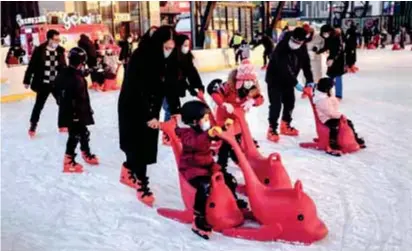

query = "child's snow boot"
[[192, 213, 212, 240], [162, 133, 171, 146], [28, 123, 37, 138], [356, 137, 366, 149], [136, 176, 155, 207], [326, 141, 342, 157], [81, 151, 99, 165], [267, 127, 279, 142], [280, 121, 299, 136], [59, 127, 68, 133], [63, 154, 84, 173], [119, 164, 136, 188]]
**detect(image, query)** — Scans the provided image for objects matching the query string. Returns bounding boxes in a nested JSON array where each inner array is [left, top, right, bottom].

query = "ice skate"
[[119, 164, 136, 188], [280, 121, 299, 136], [266, 128, 279, 142], [63, 154, 84, 173], [136, 176, 155, 207], [81, 151, 99, 165], [28, 123, 37, 138], [191, 214, 212, 240]]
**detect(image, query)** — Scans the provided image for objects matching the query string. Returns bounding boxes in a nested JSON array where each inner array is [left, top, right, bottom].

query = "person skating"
[[161, 34, 205, 145], [176, 100, 247, 240], [118, 26, 181, 206], [56, 47, 99, 173], [252, 32, 274, 69], [229, 31, 243, 65], [345, 23, 359, 73], [265, 27, 314, 142], [325, 28, 346, 100], [313, 78, 366, 156], [208, 60, 263, 169], [23, 29, 67, 137]]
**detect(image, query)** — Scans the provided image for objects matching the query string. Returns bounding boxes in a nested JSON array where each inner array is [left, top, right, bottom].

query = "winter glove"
[[208, 126, 223, 137], [295, 83, 304, 92], [222, 102, 234, 114], [241, 98, 255, 111]]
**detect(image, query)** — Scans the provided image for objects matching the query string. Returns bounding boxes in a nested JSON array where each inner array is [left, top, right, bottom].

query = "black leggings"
[[124, 151, 147, 180], [217, 134, 242, 168], [66, 122, 91, 155], [30, 85, 61, 127], [268, 86, 295, 130], [189, 169, 239, 216], [325, 118, 358, 148]]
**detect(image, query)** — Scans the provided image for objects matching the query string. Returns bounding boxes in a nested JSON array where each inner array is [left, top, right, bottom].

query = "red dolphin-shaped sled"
[[156, 119, 244, 231], [215, 128, 328, 244], [299, 93, 361, 154], [197, 93, 292, 192], [230, 107, 292, 193]]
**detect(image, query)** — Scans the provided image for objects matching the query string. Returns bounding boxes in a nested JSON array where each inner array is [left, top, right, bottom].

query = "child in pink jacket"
[[314, 78, 365, 156]]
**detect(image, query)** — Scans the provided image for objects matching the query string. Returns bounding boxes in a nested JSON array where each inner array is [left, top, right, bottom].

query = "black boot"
[[326, 139, 342, 157], [192, 212, 212, 240], [356, 137, 366, 149]]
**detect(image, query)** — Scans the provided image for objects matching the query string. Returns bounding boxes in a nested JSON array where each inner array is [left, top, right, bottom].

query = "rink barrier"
[[1, 46, 266, 103]]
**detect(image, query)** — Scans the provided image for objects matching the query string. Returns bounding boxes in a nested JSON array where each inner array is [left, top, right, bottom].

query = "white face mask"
[[200, 120, 211, 131], [127, 38, 132, 43], [181, 46, 190, 54], [164, 49, 172, 58], [322, 33, 330, 39], [288, 40, 302, 50]]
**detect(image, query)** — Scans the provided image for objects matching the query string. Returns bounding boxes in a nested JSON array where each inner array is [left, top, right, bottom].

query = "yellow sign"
[[114, 13, 131, 22]]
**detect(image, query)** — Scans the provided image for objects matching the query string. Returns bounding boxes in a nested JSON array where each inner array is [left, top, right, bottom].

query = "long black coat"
[[265, 32, 313, 89], [118, 48, 181, 165], [78, 36, 97, 68], [56, 67, 94, 127], [23, 42, 66, 92], [326, 34, 346, 78], [177, 54, 203, 97], [345, 26, 357, 66], [118, 40, 133, 63], [253, 35, 275, 54]]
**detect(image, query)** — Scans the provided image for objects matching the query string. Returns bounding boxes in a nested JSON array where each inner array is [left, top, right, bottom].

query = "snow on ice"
[[1, 49, 412, 251]]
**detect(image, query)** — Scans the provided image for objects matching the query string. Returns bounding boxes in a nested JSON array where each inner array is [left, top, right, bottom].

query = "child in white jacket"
[[314, 78, 366, 156]]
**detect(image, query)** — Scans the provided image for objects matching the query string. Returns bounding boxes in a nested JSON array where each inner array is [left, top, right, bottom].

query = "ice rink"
[[1, 49, 412, 251]]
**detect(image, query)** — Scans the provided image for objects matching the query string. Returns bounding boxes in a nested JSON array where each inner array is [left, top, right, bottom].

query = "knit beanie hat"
[[236, 59, 257, 90], [317, 77, 334, 93]]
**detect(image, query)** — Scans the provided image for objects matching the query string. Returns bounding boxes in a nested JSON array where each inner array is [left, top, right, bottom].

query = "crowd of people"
[[24, 20, 411, 239]]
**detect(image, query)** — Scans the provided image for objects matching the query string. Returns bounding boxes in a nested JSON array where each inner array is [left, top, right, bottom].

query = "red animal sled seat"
[[299, 94, 360, 154], [230, 108, 292, 193], [157, 119, 244, 231], [214, 128, 328, 244]]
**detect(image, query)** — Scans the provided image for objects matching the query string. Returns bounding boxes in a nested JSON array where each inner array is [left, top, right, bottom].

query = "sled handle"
[[211, 172, 225, 185], [269, 152, 281, 162]]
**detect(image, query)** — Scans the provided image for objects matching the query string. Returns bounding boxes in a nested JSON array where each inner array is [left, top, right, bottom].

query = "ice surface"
[[2, 49, 412, 251]]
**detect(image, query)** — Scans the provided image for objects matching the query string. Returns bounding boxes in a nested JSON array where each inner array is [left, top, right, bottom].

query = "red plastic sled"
[[299, 94, 360, 154], [157, 119, 244, 230], [214, 129, 328, 244], [231, 108, 292, 192]]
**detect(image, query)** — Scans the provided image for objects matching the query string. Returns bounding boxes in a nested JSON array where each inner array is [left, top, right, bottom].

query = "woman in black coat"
[[160, 34, 204, 145], [325, 28, 346, 99], [118, 25, 181, 206], [345, 24, 358, 70]]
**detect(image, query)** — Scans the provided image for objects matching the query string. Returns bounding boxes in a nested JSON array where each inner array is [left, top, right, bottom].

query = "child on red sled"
[[176, 100, 247, 240], [313, 78, 366, 156], [207, 59, 263, 170]]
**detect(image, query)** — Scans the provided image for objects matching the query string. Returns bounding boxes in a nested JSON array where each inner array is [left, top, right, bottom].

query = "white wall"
[[38, 1, 66, 16]]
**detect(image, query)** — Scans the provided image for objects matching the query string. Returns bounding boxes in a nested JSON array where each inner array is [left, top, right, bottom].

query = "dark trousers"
[[325, 118, 358, 149], [125, 151, 147, 180], [30, 85, 61, 127], [263, 50, 271, 65], [66, 122, 91, 155], [268, 86, 295, 130], [233, 46, 241, 64], [217, 134, 241, 168], [189, 169, 239, 216]]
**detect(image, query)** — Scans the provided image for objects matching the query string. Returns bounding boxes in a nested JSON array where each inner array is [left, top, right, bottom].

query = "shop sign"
[[63, 14, 92, 30], [16, 14, 47, 27], [114, 13, 131, 22]]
